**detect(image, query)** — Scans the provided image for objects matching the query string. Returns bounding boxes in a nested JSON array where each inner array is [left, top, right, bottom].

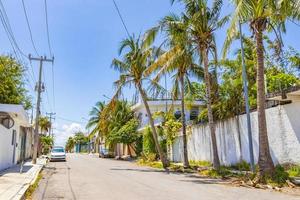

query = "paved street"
[[32, 154, 299, 200]]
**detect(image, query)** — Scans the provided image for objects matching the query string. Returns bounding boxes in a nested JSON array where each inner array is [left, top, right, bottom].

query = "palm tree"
[[145, 14, 203, 168], [171, 0, 229, 169], [224, 0, 300, 177], [39, 116, 51, 136], [86, 101, 105, 143], [111, 35, 170, 168]]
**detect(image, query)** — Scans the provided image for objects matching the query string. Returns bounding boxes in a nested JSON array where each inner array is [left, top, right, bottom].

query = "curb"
[[19, 163, 45, 200]]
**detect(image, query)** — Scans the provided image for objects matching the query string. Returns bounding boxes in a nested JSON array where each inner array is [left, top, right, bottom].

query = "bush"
[[287, 165, 300, 177], [143, 127, 157, 157], [232, 160, 251, 171], [134, 135, 143, 157], [199, 166, 233, 178], [189, 160, 212, 167], [263, 165, 289, 187]]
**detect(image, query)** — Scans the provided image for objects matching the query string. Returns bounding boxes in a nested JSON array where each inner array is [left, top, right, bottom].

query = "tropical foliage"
[[39, 116, 51, 135], [86, 101, 105, 139], [40, 135, 54, 155], [110, 35, 170, 168], [65, 137, 75, 152], [224, 0, 300, 177], [0, 56, 31, 109], [85, 0, 300, 182]]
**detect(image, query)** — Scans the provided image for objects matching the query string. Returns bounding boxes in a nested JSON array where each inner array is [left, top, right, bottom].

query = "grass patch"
[[199, 166, 235, 179], [189, 160, 212, 168], [137, 158, 164, 169], [25, 171, 43, 199], [231, 160, 251, 171], [286, 165, 300, 178]]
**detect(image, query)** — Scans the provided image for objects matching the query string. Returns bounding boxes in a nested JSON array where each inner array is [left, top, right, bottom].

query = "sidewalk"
[[0, 158, 46, 200]]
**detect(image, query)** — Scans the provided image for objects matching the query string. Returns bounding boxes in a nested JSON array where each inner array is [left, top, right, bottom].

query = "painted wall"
[[0, 124, 33, 171], [171, 101, 300, 165], [0, 125, 15, 171]]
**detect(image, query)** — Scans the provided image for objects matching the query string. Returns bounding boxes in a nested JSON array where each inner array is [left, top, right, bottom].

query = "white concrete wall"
[[0, 124, 33, 171], [172, 102, 300, 165], [0, 123, 18, 171]]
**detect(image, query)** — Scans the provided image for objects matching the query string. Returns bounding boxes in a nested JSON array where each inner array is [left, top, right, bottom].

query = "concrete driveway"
[[32, 154, 299, 200]]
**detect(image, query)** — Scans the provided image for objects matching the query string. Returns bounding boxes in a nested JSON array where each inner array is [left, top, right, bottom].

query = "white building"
[[131, 99, 204, 132], [0, 104, 33, 171]]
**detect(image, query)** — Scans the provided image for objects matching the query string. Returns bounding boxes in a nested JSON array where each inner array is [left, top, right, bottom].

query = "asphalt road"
[[32, 154, 299, 200]]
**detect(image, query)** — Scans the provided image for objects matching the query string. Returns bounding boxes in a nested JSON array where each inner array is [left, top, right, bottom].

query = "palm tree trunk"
[[180, 75, 190, 168], [137, 83, 170, 168], [255, 29, 274, 176], [201, 48, 220, 169]]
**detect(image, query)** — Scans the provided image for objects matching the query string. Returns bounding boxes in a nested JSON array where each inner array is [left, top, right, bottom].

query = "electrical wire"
[[0, 3, 37, 89], [44, 0, 56, 112], [44, 0, 53, 56], [51, 63, 56, 111], [112, 0, 130, 37], [56, 116, 85, 124], [289, 19, 300, 28], [0, 0, 27, 58], [21, 0, 39, 56], [42, 67, 53, 112]]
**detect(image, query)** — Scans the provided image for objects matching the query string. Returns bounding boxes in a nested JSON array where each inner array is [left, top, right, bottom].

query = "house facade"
[[131, 99, 204, 132], [112, 99, 204, 158], [0, 104, 33, 171]]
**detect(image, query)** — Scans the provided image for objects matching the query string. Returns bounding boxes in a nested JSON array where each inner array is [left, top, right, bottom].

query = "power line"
[[44, 0, 56, 112], [0, 1, 37, 97], [0, 8, 19, 60], [0, 0, 27, 58], [112, 0, 130, 37], [56, 116, 85, 124], [44, 0, 53, 56], [42, 67, 52, 112], [289, 19, 300, 28], [51, 63, 56, 111], [21, 0, 39, 56]]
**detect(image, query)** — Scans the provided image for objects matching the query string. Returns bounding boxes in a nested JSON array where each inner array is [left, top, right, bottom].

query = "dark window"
[[190, 107, 199, 120], [11, 130, 16, 145], [174, 110, 181, 119]]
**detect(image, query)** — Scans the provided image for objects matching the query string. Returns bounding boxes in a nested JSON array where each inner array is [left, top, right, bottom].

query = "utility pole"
[[239, 22, 255, 172], [30, 55, 54, 164], [46, 112, 56, 137]]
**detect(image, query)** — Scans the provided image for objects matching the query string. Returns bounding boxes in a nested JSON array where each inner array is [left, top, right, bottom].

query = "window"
[[174, 110, 181, 119], [0, 113, 14, 129], [190, 107, 199, 120], [11, 130, 16, 145]]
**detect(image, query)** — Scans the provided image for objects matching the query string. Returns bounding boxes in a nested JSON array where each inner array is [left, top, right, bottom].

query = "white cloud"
[[53, 123, 84, 146]]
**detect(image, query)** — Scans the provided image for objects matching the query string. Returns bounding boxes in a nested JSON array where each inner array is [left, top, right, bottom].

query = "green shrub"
[[232, 160, 251, 171], [199, 166, 233, 178], [264, 165, 289, 187], [287, 165, 300, 177], [189, 160, 212, 167], [273, 165, 289, 184], [143, 127, 157, 156], [134, 135, 143, 157]]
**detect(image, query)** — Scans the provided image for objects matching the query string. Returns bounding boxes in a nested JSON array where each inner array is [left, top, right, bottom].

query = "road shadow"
[[179, 174, 228, 185], [110, 168, 166, 173], [110, 168, 229, 185], [0, 165, 33, 176]]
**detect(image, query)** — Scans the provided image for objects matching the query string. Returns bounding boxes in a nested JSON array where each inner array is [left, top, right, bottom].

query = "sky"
[[1, 0, 300, 146]]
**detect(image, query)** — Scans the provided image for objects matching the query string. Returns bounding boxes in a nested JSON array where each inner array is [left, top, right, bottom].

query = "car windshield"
[[52, 148, 64, 153]]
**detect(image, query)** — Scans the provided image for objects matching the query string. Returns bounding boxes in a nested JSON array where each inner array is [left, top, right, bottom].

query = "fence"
[[171, 101, 300, 165]]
